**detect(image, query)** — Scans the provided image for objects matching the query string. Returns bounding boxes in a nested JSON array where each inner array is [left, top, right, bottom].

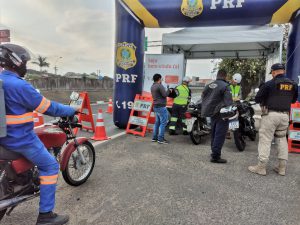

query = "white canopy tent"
[[162, 26, 284, 81]]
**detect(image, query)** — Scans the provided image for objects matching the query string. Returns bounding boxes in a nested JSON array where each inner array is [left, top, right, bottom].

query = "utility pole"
[[54, 66, 58, 75], [54, 56, 62, 75]]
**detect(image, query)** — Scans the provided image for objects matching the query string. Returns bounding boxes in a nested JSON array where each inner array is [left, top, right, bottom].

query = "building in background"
[[190, 76, 213, 87]]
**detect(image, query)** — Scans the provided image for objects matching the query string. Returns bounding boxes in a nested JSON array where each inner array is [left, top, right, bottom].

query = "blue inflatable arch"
[[114, 0, 300, 128]]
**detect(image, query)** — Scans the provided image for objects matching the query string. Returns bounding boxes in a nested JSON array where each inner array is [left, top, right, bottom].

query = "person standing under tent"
[[169, 76, 192, 136]]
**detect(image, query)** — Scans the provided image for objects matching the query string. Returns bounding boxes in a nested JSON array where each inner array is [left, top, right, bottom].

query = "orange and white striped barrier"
[[33, 112, 44, 127], [91, 109, 110, 141], [106, 98, 113, 114]]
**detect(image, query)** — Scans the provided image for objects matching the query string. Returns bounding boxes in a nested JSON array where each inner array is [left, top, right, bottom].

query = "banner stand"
[[126, 95, 153, 137]]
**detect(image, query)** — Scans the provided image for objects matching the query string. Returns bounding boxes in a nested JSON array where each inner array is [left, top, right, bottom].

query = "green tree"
[[218, 58, 267, 99], [32, 55, 50, 72], [281, 24, 290, 64]]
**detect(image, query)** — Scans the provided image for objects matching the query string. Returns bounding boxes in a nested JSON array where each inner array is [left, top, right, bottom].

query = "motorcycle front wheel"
[[190, 120, 201, 145], [233, 129, 246, 151], [62, 142, 95, 186]]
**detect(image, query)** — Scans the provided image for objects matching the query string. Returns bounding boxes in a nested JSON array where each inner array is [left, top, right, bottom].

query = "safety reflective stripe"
[[169, 126, 176, 130], [170, 117, 177, 122], [6, 112, 34, 125], [40, 174, 58, 185], [96, 122, 104, 127], [35, 97, 51, 114]]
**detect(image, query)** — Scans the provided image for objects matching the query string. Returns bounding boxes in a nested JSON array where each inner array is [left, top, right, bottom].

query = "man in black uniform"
[[248, 63, 298, 176], [202, 69, 233, 163]]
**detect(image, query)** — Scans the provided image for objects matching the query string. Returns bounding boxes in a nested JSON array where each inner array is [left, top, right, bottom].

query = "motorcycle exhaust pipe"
[[0, 193, 39, 211]]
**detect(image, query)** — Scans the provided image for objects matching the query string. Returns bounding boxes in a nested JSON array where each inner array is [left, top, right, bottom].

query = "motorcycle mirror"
[[70, 92, 80, 101]]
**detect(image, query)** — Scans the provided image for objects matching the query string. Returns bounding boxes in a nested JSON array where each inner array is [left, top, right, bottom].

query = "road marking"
[[93, 131, 126, 147], [91, 102, 108, 106]]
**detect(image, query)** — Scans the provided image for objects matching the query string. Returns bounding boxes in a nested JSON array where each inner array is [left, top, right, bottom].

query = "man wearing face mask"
[[248, 63, 298, 176], [0, 44, 76, 224]]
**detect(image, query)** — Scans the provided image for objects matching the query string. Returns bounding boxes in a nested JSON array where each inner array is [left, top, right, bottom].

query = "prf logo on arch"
[[181, 0, 204, 18], [116, 42, 137, 70]]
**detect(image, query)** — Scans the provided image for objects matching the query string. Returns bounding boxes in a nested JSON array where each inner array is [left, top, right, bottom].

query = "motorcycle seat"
[[0, 146, 23, 160]]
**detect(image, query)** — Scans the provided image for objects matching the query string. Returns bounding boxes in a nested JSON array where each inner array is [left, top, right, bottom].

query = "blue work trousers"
[[10, 136, 59, 213], [153, 106, 168, 142], [211, 116, 229, 159]]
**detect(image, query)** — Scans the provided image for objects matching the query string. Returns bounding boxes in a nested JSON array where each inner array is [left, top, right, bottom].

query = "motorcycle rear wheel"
[[190, 120, 201, 145], [233, 129, 246, 151], [62, 142, 95, 186], [0, 209, 6, 221]]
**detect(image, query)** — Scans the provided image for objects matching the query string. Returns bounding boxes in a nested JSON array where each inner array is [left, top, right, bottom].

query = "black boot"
[[169, 130, 178, 135], [210, 158, 227, 164], [36, 212, 69, 225]]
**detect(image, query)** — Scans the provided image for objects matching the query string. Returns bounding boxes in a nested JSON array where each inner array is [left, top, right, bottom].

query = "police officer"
[[169, 76, 192, 135], [230, 73, 242, 101], [248, 63, 298, 176], [201, 70, 233, 163], [0, 44, 75, 224]]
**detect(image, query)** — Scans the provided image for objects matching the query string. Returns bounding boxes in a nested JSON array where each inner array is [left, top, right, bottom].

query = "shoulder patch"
[[209, 83, 218, 89]]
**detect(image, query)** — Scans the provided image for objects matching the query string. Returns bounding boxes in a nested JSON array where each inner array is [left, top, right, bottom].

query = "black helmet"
[[0, 43, 31, 77]]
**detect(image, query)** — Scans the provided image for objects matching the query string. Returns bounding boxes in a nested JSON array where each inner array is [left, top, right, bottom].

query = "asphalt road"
[[2, 133, 300, 225]]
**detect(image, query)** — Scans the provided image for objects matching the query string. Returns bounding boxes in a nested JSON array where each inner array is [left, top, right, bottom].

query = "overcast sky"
[[0, 0, 212, 78]]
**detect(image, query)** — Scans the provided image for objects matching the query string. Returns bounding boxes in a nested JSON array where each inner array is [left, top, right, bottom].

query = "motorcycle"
[[185, 100, 210, 145], [0, 115, 96, 221], [222, 100, 257, 151]]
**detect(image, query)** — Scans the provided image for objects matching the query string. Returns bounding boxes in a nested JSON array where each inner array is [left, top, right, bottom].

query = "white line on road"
[[91, 102, 108, 106], [92, 131, 126, 147]]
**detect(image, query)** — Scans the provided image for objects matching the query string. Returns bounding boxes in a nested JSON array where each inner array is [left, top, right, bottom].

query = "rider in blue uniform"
[[0, 44, 75, 225]]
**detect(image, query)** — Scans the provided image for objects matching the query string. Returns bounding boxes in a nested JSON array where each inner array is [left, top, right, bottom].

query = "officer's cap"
[[270, 63, 285, 74]]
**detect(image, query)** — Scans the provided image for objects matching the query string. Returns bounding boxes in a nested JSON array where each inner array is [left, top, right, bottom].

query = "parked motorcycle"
[[185, 100, 210, 145], [0, 115, 96, 221], [221, 100, 257, 151]]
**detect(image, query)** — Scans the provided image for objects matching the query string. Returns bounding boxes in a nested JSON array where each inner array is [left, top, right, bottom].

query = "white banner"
[[143, 54, 185, 95]]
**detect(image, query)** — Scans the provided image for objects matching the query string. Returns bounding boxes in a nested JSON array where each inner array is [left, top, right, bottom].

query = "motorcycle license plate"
[[185, 118, 196, 133], [229, 120, 239, 130]]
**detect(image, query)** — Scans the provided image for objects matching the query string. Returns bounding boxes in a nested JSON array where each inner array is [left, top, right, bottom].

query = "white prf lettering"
[[123, 74, 130, 83], [210, 0, 222, 9], [236, 0, 245, 8], [116, 74, 122, 82], [131, 74, 138, 83], [222, 0, 235, 8]]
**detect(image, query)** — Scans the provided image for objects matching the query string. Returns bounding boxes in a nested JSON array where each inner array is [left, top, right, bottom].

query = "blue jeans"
[[153, 106, 168, 141], [211, 116, 229, 159]]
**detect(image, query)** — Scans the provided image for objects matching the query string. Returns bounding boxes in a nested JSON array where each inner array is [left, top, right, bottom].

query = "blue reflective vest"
[[0, 70, 75, 149]]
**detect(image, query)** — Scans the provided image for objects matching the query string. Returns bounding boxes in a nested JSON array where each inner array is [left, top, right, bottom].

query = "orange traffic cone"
[[91, 109, 111, 141], [106, 98, 113, 114], [33, 112, 44, 127]]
